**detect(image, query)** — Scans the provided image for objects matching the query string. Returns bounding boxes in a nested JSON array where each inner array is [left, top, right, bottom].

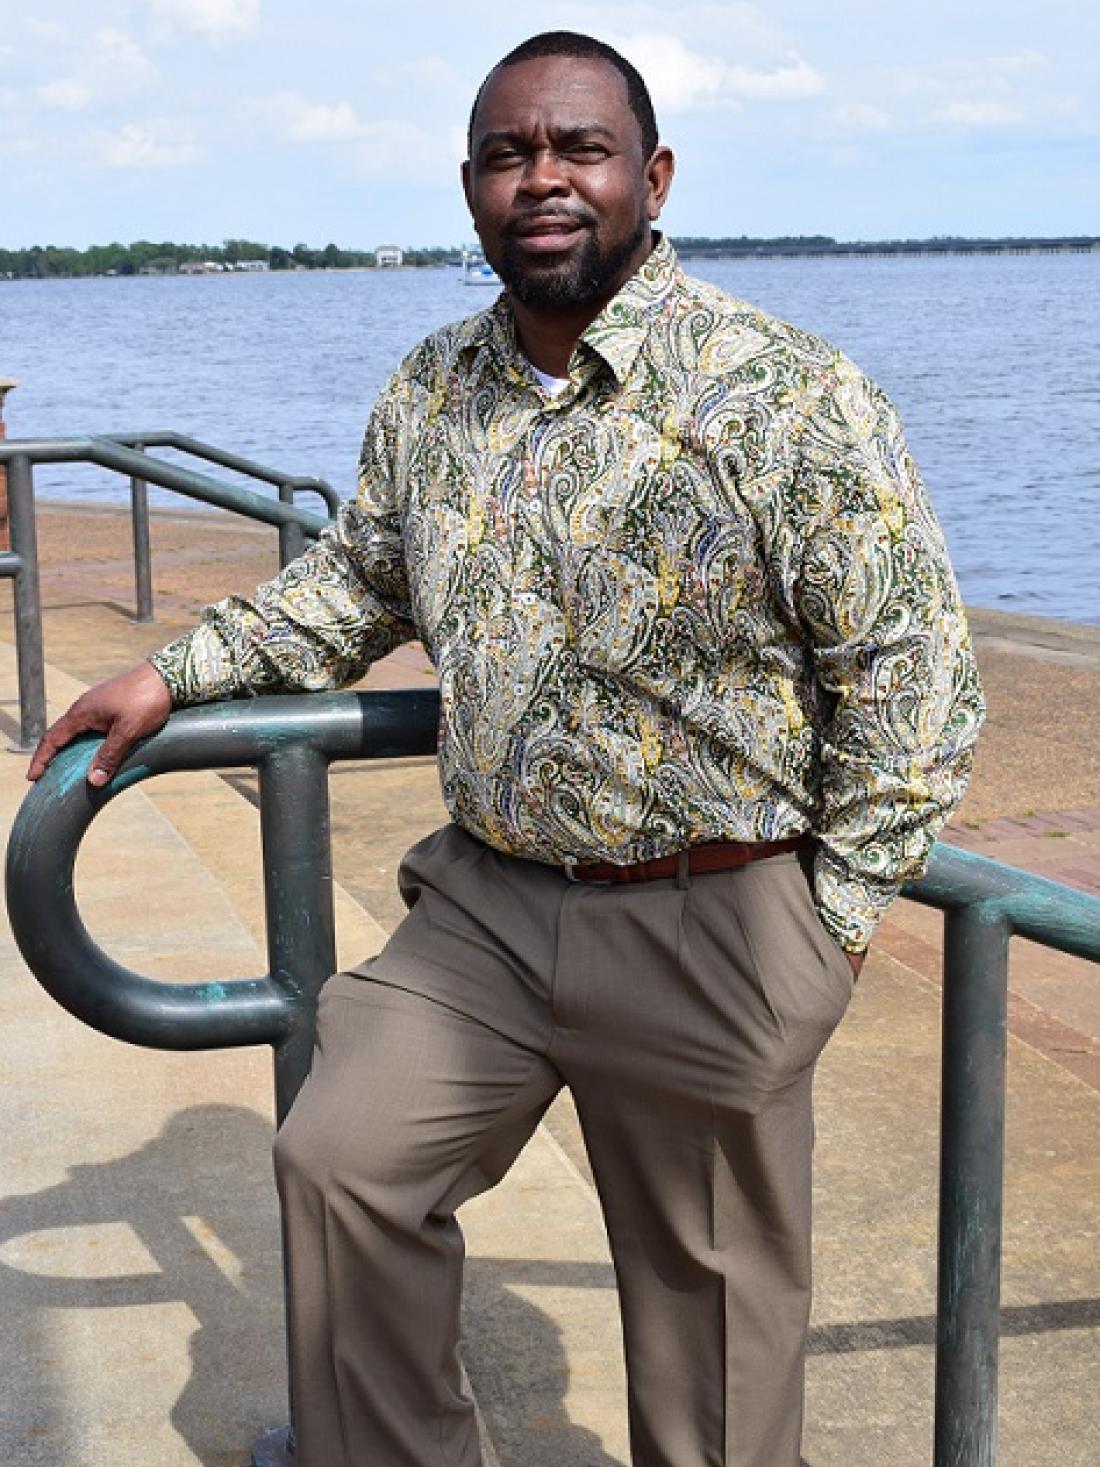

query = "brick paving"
[[944, 807, 1100, 895], [881, 802, 1100, 1092]]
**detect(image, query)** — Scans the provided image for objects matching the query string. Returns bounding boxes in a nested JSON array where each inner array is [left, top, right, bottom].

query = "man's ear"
[[461, 159, 474, 215], [645, 145, 675, 221]]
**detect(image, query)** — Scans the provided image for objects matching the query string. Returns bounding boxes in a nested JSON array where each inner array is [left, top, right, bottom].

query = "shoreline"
[[35, 495, 275, 531]]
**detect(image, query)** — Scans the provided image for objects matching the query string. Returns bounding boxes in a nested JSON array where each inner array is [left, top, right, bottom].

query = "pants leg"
[[274, 974, 560, 1467], [576, 1067, 816, 1467], [275, 825, 852, 1467], [552, 852, 854, 1467]]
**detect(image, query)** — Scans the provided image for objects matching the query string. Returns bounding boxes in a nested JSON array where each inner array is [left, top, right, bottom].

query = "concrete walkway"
[[1, 562, 1098, 1465]]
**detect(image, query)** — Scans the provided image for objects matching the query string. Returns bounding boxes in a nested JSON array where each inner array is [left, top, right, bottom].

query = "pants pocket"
[[689, 855, 853, 1086]]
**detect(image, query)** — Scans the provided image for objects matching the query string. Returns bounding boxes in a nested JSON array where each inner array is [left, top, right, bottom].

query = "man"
[[30, 31, 984, 1467]]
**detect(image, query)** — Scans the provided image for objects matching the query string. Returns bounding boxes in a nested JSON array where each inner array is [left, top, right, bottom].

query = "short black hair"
[[467, 31, 659, 160]]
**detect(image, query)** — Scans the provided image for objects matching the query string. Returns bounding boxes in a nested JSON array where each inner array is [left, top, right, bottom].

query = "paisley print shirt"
[[150, 237, 984, 950]]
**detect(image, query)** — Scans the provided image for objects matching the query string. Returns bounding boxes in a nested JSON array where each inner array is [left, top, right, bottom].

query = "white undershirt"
[[528, 362, 571, 396]]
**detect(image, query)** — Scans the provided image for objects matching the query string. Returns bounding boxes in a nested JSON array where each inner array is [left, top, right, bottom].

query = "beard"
[[497, 213, 647, 309]]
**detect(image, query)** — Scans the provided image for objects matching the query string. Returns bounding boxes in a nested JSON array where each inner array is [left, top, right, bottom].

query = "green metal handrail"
[[103, 431, 339, 605], [5, 688, 1099, 1466], [0, 434, 337, 748], [904, 842, 1100, 1465], [103, 430, 339, 517]]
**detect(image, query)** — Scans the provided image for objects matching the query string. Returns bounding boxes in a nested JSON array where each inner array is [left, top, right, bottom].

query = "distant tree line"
[[0, 238, 458, 279], [2, 233, 1097, 280], [671, 233, 1100, 257], [672, 235, 838, 254]]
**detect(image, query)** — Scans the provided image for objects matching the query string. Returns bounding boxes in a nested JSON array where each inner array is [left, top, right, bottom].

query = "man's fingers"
[[86, 724, 137, 788], [25, 663, 171, 785], [27, 733, 60, 782], [27, 712, 93, 782]]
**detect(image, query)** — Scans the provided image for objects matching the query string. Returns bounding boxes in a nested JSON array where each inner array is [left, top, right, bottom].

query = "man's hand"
[[27, 661, 173, 788]]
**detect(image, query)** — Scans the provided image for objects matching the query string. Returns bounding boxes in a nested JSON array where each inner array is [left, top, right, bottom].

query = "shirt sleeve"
[[790, 359, 985, 951], [149, 382, 416, 705]]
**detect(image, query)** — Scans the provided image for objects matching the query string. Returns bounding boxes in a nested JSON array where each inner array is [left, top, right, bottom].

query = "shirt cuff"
[[147, 624, 241, 707], [813, 845, 902, 952]]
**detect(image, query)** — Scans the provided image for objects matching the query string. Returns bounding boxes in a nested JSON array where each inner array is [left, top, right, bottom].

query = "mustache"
[[504, 207, 597, 235]]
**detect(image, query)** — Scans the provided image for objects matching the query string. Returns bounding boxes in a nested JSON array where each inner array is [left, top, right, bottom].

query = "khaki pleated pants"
[[273, 824, 855, 1467]]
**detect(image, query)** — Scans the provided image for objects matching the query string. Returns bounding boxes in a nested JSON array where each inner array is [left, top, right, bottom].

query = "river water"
[[2, 250, 1097, 623]]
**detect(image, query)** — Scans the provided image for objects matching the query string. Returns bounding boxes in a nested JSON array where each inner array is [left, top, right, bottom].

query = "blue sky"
[[2, 0, 1097, 249]]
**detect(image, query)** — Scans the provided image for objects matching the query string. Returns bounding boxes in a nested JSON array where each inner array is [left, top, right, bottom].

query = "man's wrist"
[[147, 646, 187, 707]]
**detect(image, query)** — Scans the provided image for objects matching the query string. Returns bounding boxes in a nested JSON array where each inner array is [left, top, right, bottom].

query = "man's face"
[[463, 55, 671, 312]]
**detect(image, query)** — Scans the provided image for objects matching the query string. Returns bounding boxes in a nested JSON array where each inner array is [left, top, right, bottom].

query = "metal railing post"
[[0, 378, 16, 551], [6, 453, 46, 749], [129, 442, 154, 622], [0, 433, 337, 741], [259, 742, 337, 1124], [934, 905, 1011, 1467], [257, 740, 336, 1465], [277, 483, 306, 569]]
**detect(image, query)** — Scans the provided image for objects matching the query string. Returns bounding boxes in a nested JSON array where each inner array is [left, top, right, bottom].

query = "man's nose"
[[519, 147, 569, 198]]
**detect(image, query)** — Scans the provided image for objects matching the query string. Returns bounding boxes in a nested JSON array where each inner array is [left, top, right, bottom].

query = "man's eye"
[[485, 148, 522, 167], [566, 144, 607, 159]]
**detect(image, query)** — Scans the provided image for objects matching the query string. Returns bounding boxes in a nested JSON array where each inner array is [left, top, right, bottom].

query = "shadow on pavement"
[[0, 1104, 284, 1466], [0, 1104, 624, 1466], [4, 1099, 1092, 1465]]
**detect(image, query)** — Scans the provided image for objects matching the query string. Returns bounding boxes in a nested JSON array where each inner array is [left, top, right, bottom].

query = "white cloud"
[[613, 33, 824, 112], [833, 102, 891, 133], [278, 96, 365, 144], [38, 79, 93, 111], [148, 0, 260, 43], [726, 57, 825, 101], [557, 1, 789, 58], [102, 122, 200, 168], [934, 100, 1024, 127], [887, 48, 1069, 124], [93, 29, 159, 88], [33, 29, 158, 115], [258, 92, 446, 179]]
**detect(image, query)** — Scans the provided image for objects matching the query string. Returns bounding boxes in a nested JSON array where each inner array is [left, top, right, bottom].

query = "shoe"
[[251, 1424, 295, 1466]]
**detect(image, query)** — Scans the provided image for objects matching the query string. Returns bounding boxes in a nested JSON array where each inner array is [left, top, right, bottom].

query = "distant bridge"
[[675, 237, 1100, 261]]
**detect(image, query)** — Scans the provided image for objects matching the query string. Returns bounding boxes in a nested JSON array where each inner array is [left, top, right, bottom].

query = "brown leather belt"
[[562, 834, 811, 884]]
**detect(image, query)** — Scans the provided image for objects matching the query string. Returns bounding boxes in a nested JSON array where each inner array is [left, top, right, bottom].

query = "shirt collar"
[[578, 233, 680, 385], [454, 234, 681, 389]]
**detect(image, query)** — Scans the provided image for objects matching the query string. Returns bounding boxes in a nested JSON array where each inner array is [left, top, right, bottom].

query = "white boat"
[[461, 249, 501, 287]]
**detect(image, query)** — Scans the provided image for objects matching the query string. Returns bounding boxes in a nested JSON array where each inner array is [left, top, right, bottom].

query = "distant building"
[[233, 259, 270, 272], [180, 260, 227, 275], [375, 244, 403, 268]]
